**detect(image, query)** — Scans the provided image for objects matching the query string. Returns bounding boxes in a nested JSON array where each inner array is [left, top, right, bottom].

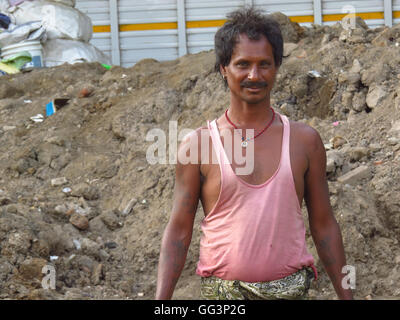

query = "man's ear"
[[219, 64, 227, 78]]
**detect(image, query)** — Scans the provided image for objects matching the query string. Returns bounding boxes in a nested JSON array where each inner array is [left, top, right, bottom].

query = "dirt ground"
[[0, 14, 400, 300]]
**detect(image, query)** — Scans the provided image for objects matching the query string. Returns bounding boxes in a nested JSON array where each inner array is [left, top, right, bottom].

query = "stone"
[[91, 263, 103, 285], [337, 165, 371, 185], [81, 238, 101, 256], [69, 213, 89, 230], [3, 125, 16, 131], [338, 72, 360, 85], [120, 197, 137, 216], [280, 103, 295, 116], [283, 42, 298, 57], [18, 258, 48, 281], [388, 137, 400, 146], [348, 147, 370, 161], [51, 177, 68, 187], [389, 120, 400, 134], [70, 183, 100, 201], [341, 91, 353, 110], [89, 216, 107, 234], [100, 211, 122, 231], [326, 158, 336, 173], [352, 91, 367, 112], [331, 136, 346, 149], [366, 86, 387, 109]]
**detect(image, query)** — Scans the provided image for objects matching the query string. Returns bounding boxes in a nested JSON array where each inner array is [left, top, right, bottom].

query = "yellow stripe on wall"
[[186, 19, 226, 28], [120, 22, 177, 31], [92, 11, 399, 33], [323, 12, 385, 22], [289, 15, 314, 23]]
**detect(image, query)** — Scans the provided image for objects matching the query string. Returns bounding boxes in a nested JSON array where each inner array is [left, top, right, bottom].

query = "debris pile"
[[0, 0, 109, 74], [0, 14, 399, 300]]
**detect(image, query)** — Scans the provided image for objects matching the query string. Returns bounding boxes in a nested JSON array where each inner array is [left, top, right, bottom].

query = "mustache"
[[240, 81, 268, 88]]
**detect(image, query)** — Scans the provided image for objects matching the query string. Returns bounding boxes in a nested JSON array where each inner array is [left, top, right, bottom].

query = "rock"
[[389, 120, 400, 134], [352, 91, 367, 112], [70, 183, 100, 200], [326, 158, 336, 173], [120, 197, 137, 216], [81, 238, 101, 256], [69, 213, 89, 230], [100, 211, 122, 231], [104, 241, 118, 249], [331, 136, 346, 149], [337, 165, 371, 185], [77, 255, 94, 273], [88, 216, 107, 234], [78, 87, 93, 98], [348, 147, 370, 161], [280, 102, 295, 116], [270, 12, 302, 43], [388, 137, 400, 146], [0, 193, 12, 206], [350, 59, 362, 73], [18, 258, 48, 281], [369, 143, 381, 152], [3, 125, 16, 131], [326, 150, 344, 174], [91, 263, 103, 285], [338, 72, 360, 85], [283, 42, 298, 57], [342, 15, 369, 30], [366, 86, 387, 109], [341, 91, 353, 110], [51, 177, 68, 187]]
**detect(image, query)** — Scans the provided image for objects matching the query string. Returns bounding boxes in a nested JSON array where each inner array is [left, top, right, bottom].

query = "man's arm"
[[155, 131, 201, 300], [303, 127, 353, 300]]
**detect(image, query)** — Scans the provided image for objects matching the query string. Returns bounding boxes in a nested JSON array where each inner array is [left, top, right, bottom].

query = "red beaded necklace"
[[224, 107, 275, 147]]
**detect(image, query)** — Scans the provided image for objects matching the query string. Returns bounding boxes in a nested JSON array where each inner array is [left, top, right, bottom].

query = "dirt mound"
[[0, 16, 400, 300]]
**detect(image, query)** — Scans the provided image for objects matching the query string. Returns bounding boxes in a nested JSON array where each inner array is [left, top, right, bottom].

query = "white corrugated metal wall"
[[75, 0, 112, 59], [75, 0, 399, 68]]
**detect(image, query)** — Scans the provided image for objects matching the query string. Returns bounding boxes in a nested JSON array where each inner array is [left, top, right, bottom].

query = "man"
[[156, 7, 353, 300]]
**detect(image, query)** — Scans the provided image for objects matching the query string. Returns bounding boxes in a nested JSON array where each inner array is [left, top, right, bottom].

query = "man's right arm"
[[155, 131, 201, 300]]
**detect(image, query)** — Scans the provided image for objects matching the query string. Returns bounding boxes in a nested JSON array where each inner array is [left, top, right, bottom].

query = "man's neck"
[[228, 99, 273, 128]]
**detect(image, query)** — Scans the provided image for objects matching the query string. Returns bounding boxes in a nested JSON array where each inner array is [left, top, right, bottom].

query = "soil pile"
[[0, 14, 400, 300]]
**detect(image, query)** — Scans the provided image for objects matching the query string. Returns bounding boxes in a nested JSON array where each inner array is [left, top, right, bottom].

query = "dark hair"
[[214, 6, 283, 74]]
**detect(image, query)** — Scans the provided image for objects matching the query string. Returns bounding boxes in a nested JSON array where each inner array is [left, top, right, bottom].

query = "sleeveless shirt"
[[196, 113, 317, 282]]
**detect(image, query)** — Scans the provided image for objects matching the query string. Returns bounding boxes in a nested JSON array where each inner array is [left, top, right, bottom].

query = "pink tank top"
[[196, 112, 317, 282]]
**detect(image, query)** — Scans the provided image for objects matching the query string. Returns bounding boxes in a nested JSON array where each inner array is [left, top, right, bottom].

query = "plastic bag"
[[42, 39, 110, 67], [10, 0, 92, 42], [0, 21, 45, 47]]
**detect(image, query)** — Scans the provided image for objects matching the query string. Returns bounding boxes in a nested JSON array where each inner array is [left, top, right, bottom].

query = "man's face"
[[220, 33, 278, 105]]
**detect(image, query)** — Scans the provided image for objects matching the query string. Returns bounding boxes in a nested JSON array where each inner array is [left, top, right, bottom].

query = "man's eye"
[[236, 61, 248, 67], [260, 61, 272, 67]]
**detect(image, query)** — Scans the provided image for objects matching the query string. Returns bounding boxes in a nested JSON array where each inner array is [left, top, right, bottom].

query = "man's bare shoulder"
[[177, 126, 211, 166], [289, 120, 324, 154]]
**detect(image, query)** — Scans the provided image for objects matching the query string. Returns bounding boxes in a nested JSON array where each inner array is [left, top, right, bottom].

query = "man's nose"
[[247, 65, 260, 80]]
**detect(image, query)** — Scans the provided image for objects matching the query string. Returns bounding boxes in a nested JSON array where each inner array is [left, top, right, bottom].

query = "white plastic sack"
[[10, 0, 92, 42], [43, 39, 110, 67], [0, 21, 46, 47], [0, 0, 11, 14], [48, 0, 75, 7]]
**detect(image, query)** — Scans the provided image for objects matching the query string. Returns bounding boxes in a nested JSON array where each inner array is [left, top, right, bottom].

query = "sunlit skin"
[[220, 33, 278, 110], [156, 33, 353, 300]]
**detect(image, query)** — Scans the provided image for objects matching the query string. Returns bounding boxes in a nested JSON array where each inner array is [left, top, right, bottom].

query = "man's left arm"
[[303, 127, 353, 300]]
